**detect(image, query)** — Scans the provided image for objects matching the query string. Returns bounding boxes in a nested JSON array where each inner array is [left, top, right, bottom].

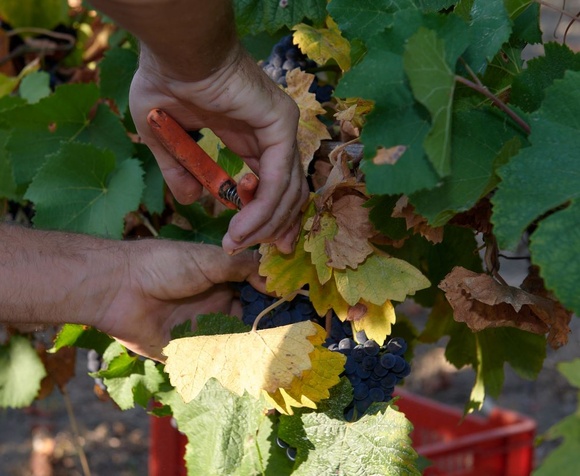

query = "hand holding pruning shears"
[[147, 108, 259, 211], [130, 48, 309, 255]]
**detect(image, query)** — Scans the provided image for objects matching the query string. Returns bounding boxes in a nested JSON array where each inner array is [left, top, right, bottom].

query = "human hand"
[[129, 44, 309, 255], [94, 239, 264, 361]]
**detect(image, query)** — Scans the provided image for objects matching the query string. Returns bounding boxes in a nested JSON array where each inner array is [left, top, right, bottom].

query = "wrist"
[[137, 38, 245, 84]]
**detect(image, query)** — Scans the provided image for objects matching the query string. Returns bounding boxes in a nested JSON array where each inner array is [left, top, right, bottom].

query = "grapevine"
[[1, 1, 580, 475]]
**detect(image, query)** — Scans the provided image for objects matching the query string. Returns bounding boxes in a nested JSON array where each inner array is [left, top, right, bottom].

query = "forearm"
[[0, 223, 124, 328], [89, 0, 239, 80]]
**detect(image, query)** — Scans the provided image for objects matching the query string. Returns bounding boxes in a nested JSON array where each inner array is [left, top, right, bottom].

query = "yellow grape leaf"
[[335, 299, 396, 345], [197, 128, 222, 161], [163, 321, 319, 403], [309, 275, 351, 319], [260, 198, 319, 297], [334, 251, 431, 305], [264, 344, 346, 415], [304, 213, 337, 285], [285, 69, 331, 171], [293, 17, 351, 72]]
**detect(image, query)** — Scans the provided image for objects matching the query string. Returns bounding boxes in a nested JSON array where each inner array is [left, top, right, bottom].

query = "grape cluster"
[[87, 349, 107, 392], [261, 35, 334, 103], [329, 328, 411, 421], [239, 283, 321, 329]]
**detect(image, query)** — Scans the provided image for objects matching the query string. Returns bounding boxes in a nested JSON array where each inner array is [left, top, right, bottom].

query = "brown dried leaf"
[[439, 267, 571, 348], [392, 196, 444, 244], [285, 69, 331, 171], [326, 194, 375, 269], [0, 30, 16, 76], [36, 345, 76, 399], [521, 266, 573, 349]]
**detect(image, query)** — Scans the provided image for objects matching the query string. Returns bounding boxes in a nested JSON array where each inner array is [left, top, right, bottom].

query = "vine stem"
[[536, 0, 579, 20], [61, 385, 92, 476], [251, 290, 309, 332], [454, 75, 531, 135]]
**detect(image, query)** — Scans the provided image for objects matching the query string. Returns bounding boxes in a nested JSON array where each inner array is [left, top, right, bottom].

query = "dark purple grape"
[[363, 339, 380, 356], [379, 353, 396, 369], [353, 382, 369, 400]]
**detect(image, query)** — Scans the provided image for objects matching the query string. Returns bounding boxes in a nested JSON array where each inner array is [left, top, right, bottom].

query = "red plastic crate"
[[394, 389, 536, 476], [149, 390, 536, 476]]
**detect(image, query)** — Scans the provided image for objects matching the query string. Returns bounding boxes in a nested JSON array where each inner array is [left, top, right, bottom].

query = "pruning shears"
[[147, 108, 258, 210]]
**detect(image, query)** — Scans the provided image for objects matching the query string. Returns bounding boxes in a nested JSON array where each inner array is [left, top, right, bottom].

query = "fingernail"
[[230, 246, 247, 256]]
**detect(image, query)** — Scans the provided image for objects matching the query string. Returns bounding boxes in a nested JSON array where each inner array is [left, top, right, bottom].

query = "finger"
[[191, 247, 261, 285], [273, 219, 302, 254], [228, 152, 307, 246]]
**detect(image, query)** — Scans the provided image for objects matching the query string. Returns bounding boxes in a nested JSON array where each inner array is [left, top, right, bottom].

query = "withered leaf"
[[393, 195, 444, 244], [439, 267, 571, 348], [326, 194, 375, 269], [285, 69, 331, 171]]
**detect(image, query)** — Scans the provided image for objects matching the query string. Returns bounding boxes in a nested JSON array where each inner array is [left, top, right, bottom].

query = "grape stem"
[[251, 289, 310, 332], [454, 74, 531, 135]]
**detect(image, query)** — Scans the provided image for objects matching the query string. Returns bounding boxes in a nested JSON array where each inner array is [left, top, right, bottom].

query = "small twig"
[[7, 27, 76, 44], [498, 253, 531, 260], [251, 290, 309, 332], [563, 11, 580, 44], [324, 309, 333, 338], [61, 386, 92, 476], [139, 214, 159, 237], [455, 75, 531, 135], [552, 0, 566, 38], [536, 0, 580, 20]]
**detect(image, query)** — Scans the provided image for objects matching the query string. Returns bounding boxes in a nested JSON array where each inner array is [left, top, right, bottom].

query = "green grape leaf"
[[534, 404, 580, 472], [336, 14, 438, 195], [291, 403, 419, 475], [403, 27, 456, 177], [25, 142, 144, 238], [492, 70, 580, 313], [217, 147, 245, 179], [366, 194, 410, 241], [463, 0, 512, 73], [50, 324, 115, 355], [159, 202, 235, 246], [0, 335, 47, 408], [511, 42, 580, 113], [234, 0, 326, 37], [18, 71, 51, 104], [101, 354, 166, 410], [327, 0, 415, 41], [4, 84, 134, 186], [475, 327, 545, 400], [534, 359, 580, 476], [510, 2, 541, 45], [0, 129, 16, 199], [0, 0, 68, 29], [409, 109, 523, 226], [99, 47, 139, 117], [504, 0, 533, 18], [336, 9, 470, 196], [134, 143, 165, 215], [157, 379, 292, 475], [194, 313, 251, 336], [529, 202, 580, 315]]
